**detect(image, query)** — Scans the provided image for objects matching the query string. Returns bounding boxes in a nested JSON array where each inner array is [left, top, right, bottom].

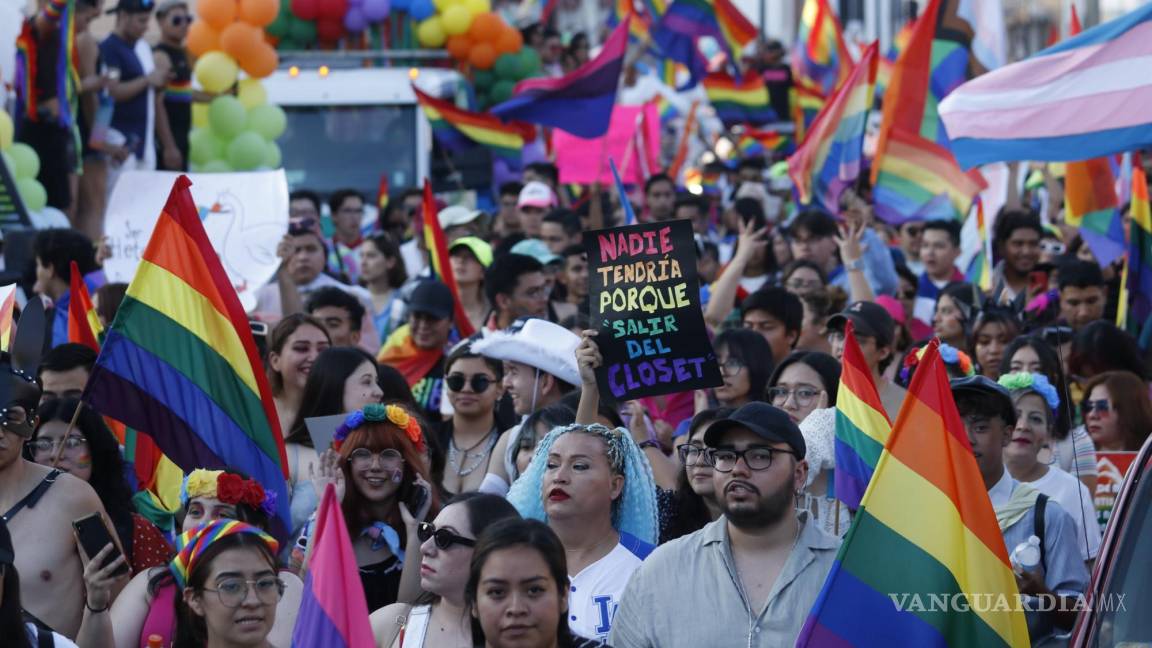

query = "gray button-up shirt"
[[609, 512, 840, 648]]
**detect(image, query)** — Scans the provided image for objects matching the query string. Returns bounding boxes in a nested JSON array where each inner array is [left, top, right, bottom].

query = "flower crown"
[[333, 403, 425, 453], [900, 342, 974, 385], [998, 372, 1061, 412], [182, 469, 277, 518]]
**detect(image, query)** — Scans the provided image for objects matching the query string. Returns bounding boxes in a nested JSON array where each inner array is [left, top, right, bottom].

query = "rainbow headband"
[[333, 403, 425, 453], [170, 519, 279, 589]]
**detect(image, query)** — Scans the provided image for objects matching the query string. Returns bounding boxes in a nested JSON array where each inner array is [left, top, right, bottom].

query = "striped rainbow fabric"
[[0, 284, 15, 352], [940, 2, 1152, 169], [792, 79, 826, 143], [413, 86, 533, 167], [788, 43, 878, 214], [830, 318, 891, 510], [737, 127, 792, 157], [420, 180, 475, 338], [1065, 157, 1125, 267], [964, 199, 993, 292], [702, 71, 776, 127], [792, 0, 853, 97], [799, 340, 1030, 647], [68, 260, 103, 352], [1119, 160, 1152, 334], [651, 0, 756, 83]]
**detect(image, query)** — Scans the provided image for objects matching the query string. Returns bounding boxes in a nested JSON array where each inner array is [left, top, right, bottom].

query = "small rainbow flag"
[[1066, 156, 1124, 266], [793, 0, 853, 97], [737, 127, 792, 157], [792, 79, 826, 143], [788, 42, 878, 214], [608, 0, 651, 43], [0, 284, 16, 352], [1119, 159, 1152, 334], [876, 18, 915, 99], [421, 180, 475, 338], [413, 86, 533, 167], [831, 319, 892, 510], [651, 0, 757, 82], [67, 260, 103, 352], [965, 198, 994, 292], [702, 71, 776, 128], [799, 340, 1030, 647]]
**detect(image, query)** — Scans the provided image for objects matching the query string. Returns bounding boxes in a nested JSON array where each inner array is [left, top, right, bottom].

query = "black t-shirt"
[[154, 42, 191, 159]]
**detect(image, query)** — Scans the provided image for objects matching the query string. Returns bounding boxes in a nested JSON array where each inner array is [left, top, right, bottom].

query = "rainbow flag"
[[965, 198, 994, 292], [1120, 161, 1152, 336], [82, 175, 291, 540], [792, 0, 853, 97], [799, 340, 1030, 647], [1066, 156, 1125, 266], [702, 71, 776, 128], [737, 127, 792, 157], [831, 319, 892, 510], [291, 484, 374, 648], [67, 260, 103, 352], [421, 180, 475, 338], [876, 19, 916, 99], [0, 284, 16, 352], [792, 79, 826, 143], [608, 0, 651, 43], [413, 87, 533, 167], [788, 43, 878, 214], [651, 0, 757, 83]]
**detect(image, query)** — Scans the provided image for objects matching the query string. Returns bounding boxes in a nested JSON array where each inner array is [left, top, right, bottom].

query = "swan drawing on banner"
[[198, 190, 283, 293]]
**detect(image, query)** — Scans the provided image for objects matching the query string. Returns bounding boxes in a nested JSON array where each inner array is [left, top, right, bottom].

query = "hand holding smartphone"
[[73, 513, 130, 577]]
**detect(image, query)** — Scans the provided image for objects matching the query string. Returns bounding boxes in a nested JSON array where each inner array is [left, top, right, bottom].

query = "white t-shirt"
[[1028, 467, 1102, 561], [567, 540, 650, 642]]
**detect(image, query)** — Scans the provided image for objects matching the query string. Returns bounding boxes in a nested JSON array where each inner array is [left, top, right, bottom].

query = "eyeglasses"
[[1082, 399, 1111, 416], [707, 447, 796, 472], [901, 225, 924, 236], [1040, 240, 1066, 255], [348, 448, 404, 469], [417, 522, 476, 550], [169, 15, 193, 25], [446, 373, 494, 393], [767, 387, 822, 408], [676, 444, 707, 466], [784, 278, 821, 291], [718, 358, 745, 375], [27, 435, 87, 455], [201, 576, 284, 608], [742, 319, 778, 332]]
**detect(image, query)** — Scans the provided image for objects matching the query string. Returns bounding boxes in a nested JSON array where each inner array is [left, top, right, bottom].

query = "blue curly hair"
[[506, 423, 659, 545]]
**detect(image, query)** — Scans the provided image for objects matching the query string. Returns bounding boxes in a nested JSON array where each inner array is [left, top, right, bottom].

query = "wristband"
[[86, 599, 110, 614]]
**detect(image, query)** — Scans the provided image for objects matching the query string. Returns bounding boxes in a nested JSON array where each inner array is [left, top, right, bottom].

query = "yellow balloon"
[[431, 0, 453, 11], [237, 78, 268, 109], [194, 51, 239, 94], [0, 110, 12, 150], [463, 0, 489, 13], [192, 102, 210, 129], [417, 17, 447, 48], [441, 5, 472, 35]]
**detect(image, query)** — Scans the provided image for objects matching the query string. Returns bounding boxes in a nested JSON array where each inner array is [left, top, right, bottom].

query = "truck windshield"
[[1088, 452, 1151, 646], [279, 104, 417, 196]]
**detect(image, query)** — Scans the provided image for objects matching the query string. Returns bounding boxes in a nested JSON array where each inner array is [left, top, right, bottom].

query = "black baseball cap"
[[703, 402, 806, 459], [408, 280, 454, 321], [950, 375, 1017, 426], [827, 301, 895, 348], [107, 0, 154, 13]]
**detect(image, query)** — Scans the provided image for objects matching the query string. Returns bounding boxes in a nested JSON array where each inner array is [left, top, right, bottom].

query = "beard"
[[719, 478, 795, 530]]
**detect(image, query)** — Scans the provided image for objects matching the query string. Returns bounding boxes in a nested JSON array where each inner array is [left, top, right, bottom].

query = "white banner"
[[104, 170, 288, 312]]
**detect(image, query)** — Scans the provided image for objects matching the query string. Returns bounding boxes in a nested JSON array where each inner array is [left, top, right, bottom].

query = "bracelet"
[[86, 599, 110, 614]]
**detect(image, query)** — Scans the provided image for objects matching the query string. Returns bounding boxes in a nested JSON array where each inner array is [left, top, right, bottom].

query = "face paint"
[[391, 469, 403, 484], [73, 453, 92, 471]]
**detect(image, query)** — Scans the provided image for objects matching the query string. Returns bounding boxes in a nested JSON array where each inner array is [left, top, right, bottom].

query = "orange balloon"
[[494, 24, 522, 54], [446, 34, 473, 60], [220, 22, 262, 64], [186, 20, 221, 57], [239, 0, 279, 27], [197, 0, 237, 31], [241, 41, 279, 78], [469, 42, 497, 69], [467, 12, 502, 43]]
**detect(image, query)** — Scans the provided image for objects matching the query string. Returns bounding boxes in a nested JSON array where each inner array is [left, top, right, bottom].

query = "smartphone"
[[406, 482, 429, 515], [73, 513, 129, 577]]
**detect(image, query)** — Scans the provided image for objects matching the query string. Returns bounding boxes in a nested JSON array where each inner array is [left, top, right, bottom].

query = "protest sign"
[[555, 104, 660, 186], [586, 219, 723, 401], [103, 170, 288, 312], [1095, 450, 1138, 533]]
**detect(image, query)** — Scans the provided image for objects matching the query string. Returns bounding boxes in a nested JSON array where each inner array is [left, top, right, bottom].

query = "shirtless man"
[[0, 368, 109, 638]]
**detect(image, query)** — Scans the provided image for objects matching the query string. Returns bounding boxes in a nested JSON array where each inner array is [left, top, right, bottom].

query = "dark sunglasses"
[[169, 15, 193, 25], [417, 522, 475, 550], [1082, 399, 1111, 415], [445, 373, 493, 393]]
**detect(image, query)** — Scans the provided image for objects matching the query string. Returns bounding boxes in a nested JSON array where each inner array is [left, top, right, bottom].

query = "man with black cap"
[[826, 300, 906, 419], [378, 279, 456, 420], [951, 376, 1088, 644], [611, 402, 839, 647]]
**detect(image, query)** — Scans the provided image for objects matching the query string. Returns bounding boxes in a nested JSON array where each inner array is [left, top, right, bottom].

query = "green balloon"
[[517, 48, 541, 79], [202, 159, 233, 173], [209, 96, 248, 140], [267, 12, 290, 38], [277, 37, 301, 50], [289, 18, 317, 43], [473, 69, 495, 89], [7, 143, 40, 180], [493, 54, 519, 81], [248, 104, 287, 140], [16, 177, 47, 212], [489, 80, 515, 104], [264, 140, 282, 168], [227, 132, 267, 171], [189, 128, 223, 166]]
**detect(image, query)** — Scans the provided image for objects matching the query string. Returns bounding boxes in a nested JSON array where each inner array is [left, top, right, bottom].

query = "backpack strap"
[[2, 469, 62, 523], [1033, 493, 1048, 573]]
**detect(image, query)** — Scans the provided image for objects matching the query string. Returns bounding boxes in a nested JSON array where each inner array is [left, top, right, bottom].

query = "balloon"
[[209, 95, 248, 139], [361, 0, 389, 20], [186, 20, 220, 57], [197, 0, 237, 29], [441, 5, 472, 35], [408, 0, 434, 20], [517, 47, 540, 78], [220, 22, 262, 63], [189, 128, 223, 165], [416, 17, 446, 47], [264, 140, 282, 168], [192, 102, 210, 128], [472, 68, 494, 88], [237, 78, 267, 109], [277, 36, 301, 49], [16, 178, 47, 212], [194, 51, 239, 94], [227, 131, 267, 170], [318, 0, 347, 20], [7, 143, 40, 179], [248, 103, 287, 139], [391, 0, 410, 10], [463, 0, 488, 13], [239, 0, 279, 25], [315, 16, 343, 41], [493, 53, 518, 80], [468, 42, 496, 69], [288, 17, 317, 41], [467, 12, 501, 42], [290, 0, 319, 20], [0, 111, 12, 150], [494, 23, 522, 53], [489, 79, 514, 104], [343, 6, 366, 31], [267, 9, 291, 36], [202, 159, 234, 173], [445, 34, 472, 60], [431, 0, 450, 10], [241, 42, 279, 78]]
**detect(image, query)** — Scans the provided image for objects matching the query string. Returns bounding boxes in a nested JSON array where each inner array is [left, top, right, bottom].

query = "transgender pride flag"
[[940, 2, 1152, 169], [291, 484, 374, 648]]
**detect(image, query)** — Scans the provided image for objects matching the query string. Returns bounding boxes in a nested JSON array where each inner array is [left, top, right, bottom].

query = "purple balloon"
[[362, 0, 389, 20], [343, 6, 367, 30]]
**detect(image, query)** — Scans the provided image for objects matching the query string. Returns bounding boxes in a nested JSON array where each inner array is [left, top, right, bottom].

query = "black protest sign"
[[585, 219, 723, 401]]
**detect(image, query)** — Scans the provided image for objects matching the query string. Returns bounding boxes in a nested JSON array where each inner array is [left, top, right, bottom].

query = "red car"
[[1071, 434, 1152, 646]]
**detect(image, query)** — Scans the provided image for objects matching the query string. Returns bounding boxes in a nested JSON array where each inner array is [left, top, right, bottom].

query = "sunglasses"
[[417, 522, 475, 550], [1082, 399, 1111, 415], [445, 373, 493, 393], [169, 15, 193, 25]]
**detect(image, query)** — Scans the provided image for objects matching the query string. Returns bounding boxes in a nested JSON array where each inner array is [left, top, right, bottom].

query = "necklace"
[[448, 428, 498, 477]]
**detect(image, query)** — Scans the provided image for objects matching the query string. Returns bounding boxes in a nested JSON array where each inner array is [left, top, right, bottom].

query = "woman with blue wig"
[[506, 330, 659, 645]]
